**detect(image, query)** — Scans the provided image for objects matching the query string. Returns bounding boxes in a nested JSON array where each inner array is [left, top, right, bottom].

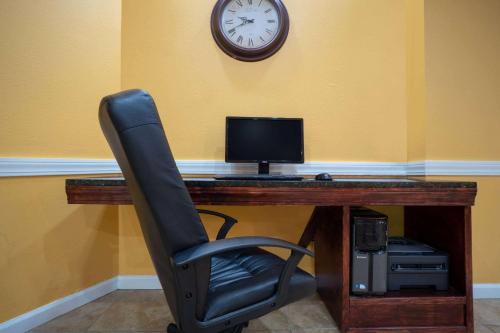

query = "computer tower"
[[351, 207, 388, 295]]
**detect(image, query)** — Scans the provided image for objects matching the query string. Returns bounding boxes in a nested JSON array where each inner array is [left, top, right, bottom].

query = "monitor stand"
[[214, 161, 303, 181]]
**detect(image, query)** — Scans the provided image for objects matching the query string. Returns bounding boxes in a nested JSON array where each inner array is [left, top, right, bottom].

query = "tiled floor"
[[29, 290, 500, 333]]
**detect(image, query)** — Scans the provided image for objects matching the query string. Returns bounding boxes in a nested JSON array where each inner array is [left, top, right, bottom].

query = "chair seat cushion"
[[203, 247, 316, 321]]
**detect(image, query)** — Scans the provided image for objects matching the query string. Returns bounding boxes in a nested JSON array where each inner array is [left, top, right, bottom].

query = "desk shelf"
[[314, 205, 473, 333], [350, 286, 465, 303], [349, 289, 466, 330]]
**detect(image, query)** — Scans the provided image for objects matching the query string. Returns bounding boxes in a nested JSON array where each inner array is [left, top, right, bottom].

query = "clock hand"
[[237, 16, 255, 24], [232, 21, 247, 29], [230, 18, 255, 31]]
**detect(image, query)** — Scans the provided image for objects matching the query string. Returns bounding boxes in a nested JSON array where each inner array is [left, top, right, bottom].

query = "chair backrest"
[[99, 90, 209, 318]]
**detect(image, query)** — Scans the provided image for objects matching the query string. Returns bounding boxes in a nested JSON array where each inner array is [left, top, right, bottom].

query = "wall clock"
[[211, 0, 289, 62]]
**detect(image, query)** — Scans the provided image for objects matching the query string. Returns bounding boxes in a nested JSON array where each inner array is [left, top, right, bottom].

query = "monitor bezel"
[[225, 116, 305, 164]]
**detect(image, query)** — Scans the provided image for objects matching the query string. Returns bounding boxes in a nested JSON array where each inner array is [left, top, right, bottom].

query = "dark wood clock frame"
[[211, 0, 290, 62]]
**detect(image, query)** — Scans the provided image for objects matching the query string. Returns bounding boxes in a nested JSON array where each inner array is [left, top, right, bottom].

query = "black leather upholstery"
[[99, 90, 208, 254], [99, 89, 317, 333], [99, 90, 210, 321], [206, 248, 316, 320]]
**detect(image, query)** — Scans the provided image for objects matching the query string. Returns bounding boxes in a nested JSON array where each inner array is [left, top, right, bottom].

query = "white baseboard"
[[407, 161, 426, 175], [0, 158, 408, 177], [117, 275, 162, 290], [474, 284, 500, 299], [113, 276, 500, 301], [0, 276, 161, 333], [0, 158, 121, 177], [115, 276, 500, 299], [2, 157, 500, 177], [0, 277, 117, 333], [2, 276, 499, 333], [420, 160, 500, 176]]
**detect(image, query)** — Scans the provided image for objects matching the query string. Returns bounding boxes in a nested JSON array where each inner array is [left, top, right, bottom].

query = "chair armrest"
[[173, 236, 313, 267], [197, 209, 237, 240], [276, 250, 309, 303]]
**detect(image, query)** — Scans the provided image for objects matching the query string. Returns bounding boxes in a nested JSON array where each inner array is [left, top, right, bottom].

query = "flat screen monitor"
[[226, 117, 304, 174]]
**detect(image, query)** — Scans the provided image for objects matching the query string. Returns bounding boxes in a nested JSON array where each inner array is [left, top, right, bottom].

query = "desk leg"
[[313, 206, 350, 332], [405, 206, 474, 333], [299, 207, 320, 248]]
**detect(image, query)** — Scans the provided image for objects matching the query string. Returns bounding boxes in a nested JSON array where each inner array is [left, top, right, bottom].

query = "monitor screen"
[[226, 117, 304, 163]]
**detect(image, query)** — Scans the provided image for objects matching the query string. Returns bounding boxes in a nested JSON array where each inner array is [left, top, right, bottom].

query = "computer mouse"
[[315, 173, 333, 181]]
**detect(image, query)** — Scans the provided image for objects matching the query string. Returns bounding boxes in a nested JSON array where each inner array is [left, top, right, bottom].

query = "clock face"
[[221, 0, 280, 50], [211, 0, 289, 62]]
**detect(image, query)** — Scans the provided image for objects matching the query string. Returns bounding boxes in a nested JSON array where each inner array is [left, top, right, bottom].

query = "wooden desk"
[[66, 177, 477, 333]]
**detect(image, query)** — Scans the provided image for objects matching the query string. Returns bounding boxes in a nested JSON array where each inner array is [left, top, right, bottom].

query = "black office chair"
[[99, 89, 316, 333]]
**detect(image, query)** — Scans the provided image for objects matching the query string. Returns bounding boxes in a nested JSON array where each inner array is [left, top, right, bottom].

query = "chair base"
[[167, 322, 248, 333], [167, 323, 179, 333]]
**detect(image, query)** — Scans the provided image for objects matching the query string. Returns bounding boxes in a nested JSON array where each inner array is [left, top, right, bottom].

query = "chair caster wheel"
[[167, 323, 178, 333]]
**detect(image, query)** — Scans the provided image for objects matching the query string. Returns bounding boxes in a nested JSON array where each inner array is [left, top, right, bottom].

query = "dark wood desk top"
[[66, 176, 476, 189], [66, 176, 477, 206]]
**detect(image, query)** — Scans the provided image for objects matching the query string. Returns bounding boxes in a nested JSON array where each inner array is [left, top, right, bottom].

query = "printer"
[[387, 237, 449, 291]]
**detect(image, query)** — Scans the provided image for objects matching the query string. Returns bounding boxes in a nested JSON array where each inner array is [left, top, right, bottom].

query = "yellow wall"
[[424, 176, 500, 283], [0, 0, 121, 158], [121, 0, 408, 162], [118, 0, 500, 282], [119, 204, 403, 276], [0, 177, 118, 322], [119, 205, 317, 274], [406, 0, 427, 161], [118, 0, 409, 276], [1, 0, 500, 324], [424, 0, 500, 160], [468, 177, 500, 283], [0, 0, 121, 322], [421, 0, 500, 283]]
